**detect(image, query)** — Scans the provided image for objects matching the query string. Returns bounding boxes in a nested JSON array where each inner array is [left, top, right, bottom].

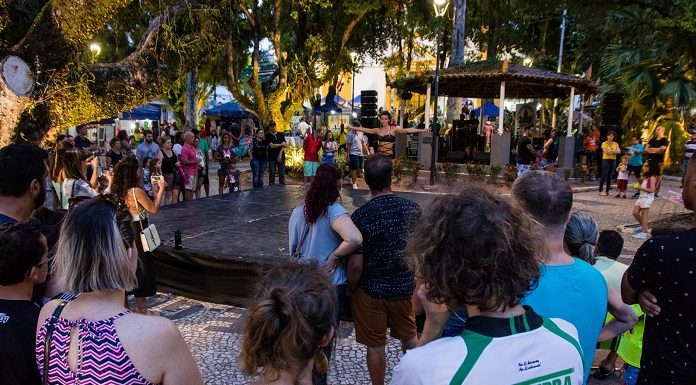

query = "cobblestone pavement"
[[139, 177, 687, 385]]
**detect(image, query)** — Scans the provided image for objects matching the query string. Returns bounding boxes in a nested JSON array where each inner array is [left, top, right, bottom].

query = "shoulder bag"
[[132, 188, 161, 252], [290, 222, 310, 259], [42, 300, 68, 385]]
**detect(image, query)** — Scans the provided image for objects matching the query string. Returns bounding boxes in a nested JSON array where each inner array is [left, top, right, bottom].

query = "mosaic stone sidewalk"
[[143, 293, 404, 385], [143, 293, 624, 385]]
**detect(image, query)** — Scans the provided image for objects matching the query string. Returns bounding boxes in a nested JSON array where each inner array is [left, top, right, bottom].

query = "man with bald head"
[[179, 131, 199, 201]]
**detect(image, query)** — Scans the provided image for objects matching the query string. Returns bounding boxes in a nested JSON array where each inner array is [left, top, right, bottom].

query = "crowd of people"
[[1, 132, 695, 385]]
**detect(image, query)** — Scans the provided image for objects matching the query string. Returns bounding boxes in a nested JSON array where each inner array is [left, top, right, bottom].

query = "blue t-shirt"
[[521, 258, 608, 382], [0, 213, 17, 225], [628, 144, 645, 167], [288, 203, 349, 285]]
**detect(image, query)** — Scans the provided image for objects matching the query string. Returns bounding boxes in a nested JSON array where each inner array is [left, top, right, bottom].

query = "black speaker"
[[360, 90, 379, 128], [601, 93, 623, 128]]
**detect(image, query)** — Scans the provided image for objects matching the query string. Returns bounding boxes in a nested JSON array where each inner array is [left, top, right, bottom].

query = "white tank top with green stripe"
[[390, 311, 583, 385]]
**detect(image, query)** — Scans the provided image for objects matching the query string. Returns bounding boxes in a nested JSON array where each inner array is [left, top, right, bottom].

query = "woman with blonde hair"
[[36, 199, 202, 385], [240, 261, 337, 385]]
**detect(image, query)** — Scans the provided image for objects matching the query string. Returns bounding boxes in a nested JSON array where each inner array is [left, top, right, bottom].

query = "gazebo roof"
[[392, 61, 598, 99]]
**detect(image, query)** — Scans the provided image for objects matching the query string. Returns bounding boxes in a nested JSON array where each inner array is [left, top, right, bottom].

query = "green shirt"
[[617, 305, 645, 367]]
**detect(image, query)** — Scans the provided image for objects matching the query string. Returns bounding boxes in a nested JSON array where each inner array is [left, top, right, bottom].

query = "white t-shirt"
[[390, 311, 583, 385]]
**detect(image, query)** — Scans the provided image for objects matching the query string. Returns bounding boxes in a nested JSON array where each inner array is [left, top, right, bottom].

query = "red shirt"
[[584, 130, 600, 152], [303, 135, 322, 162]]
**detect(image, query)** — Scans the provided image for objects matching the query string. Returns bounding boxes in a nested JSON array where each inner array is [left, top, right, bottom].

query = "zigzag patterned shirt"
[[36, 311, 156, 385]]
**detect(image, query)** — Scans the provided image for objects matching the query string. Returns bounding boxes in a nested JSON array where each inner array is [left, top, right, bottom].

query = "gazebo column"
[[490, 80, 511, 167], [558, 87, 576, 175], [419, 83, 434, 168]]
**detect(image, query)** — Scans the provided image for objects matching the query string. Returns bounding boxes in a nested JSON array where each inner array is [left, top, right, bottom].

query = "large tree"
[[0, 0, 217, 145]]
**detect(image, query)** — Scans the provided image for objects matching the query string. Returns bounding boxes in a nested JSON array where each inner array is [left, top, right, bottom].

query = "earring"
[[314, 350, 328, 374]]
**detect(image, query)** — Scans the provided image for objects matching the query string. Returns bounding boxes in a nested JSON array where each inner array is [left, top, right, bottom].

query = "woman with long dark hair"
[[250, 128, 268, 188], [111, 158, 165, 314], [353, 111, 425, 158], [60, 148, 111, 209], [288, 163, 362, 385]]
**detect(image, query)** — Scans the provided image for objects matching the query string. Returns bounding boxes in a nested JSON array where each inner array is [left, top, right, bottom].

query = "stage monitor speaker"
[[361, 90, 378, 117], [360, 90, 379, 128], [601, 93, 624, 128]]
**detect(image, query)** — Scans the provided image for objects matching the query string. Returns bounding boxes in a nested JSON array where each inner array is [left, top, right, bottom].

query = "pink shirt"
[[180, 143, 199, 175]]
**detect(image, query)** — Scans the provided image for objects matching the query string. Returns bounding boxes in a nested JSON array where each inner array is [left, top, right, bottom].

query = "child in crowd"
[[632, 161, 660, 239], [226, 157, 241, 193], [142, 157, 153, 200], [615, 155, 630, 198], [240, 261, 336, 385], [322, 130, 337, 164], [591, 230, 629, 380]]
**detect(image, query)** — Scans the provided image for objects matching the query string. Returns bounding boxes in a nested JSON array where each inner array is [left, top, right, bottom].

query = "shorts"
[[304, 161, 318, 177], [322, 155, 335, 164], [163, 172, 174, 192], [627, 165, 642, 179], [197, 168, 209, 184], [636, 197, 654, 209], [349, 154, 363, 170], [217, 168, 227, 178], [351, 288, 416, 347], [617, 179, 628, 190], [184, 172, 197, 191]]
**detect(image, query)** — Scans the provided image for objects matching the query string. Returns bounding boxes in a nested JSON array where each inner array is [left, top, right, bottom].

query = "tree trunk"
[[185, 69, 198, 131], [446, 0, 467, 125]]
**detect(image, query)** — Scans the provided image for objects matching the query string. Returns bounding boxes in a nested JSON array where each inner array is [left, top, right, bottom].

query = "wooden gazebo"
[[391, 60, 599, 168]]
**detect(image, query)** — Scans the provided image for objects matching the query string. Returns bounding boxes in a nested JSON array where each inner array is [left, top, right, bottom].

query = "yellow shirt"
[[601, 141, 619, 160]]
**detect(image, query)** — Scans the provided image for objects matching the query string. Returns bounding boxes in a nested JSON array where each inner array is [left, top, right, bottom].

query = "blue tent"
[[472, 102, 510, 118], [348, 94, 361, 106], [203, 101, 252, 118], [320, 94, 348, 104], [313, 99, 344, 114], [121, 103, 161, 121]]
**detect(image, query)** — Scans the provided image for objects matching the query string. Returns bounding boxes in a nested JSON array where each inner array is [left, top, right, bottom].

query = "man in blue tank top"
[[512, 171, 638, 382]]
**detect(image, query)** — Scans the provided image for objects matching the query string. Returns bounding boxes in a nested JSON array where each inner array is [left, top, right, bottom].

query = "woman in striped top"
[[35, 199, 202, 385]]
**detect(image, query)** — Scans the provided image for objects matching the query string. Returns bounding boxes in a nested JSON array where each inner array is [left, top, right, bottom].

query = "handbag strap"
[[43, 300, 68, 385], [131, 188, 146, 231], [292, 222, 310, 259]]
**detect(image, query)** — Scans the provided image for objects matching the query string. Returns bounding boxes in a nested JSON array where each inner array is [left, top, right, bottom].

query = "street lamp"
[[350, 51, 358, 115], [430, 0, 449, 186]]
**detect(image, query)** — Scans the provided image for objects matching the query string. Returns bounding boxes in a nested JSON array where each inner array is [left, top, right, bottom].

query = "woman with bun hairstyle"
[[564, 211, 599, 265], [240, 261, 337, 385]]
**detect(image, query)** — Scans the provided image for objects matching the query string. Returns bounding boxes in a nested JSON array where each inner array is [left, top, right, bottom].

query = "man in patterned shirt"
[[348, 154, 421, 385], [621, 155, 696, 384]]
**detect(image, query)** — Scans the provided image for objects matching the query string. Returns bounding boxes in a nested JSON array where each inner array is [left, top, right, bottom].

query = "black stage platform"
[[151, 185, 435, 306]]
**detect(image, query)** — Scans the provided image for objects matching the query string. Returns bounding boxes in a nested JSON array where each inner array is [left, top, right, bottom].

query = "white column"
[[425, 83, 432, 129], [577, 93, 584, 137], [498, 81, 506, 134], [567, 87, 575, 137]]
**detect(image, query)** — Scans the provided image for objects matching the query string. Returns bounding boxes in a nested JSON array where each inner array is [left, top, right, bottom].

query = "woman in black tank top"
[[157, 137, 180, 205]]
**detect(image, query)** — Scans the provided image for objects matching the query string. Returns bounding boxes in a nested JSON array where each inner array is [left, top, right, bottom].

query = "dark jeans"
[[250, 158, 267, 188], [268, 159, 285, 185], [312, 284, 346, 385], [599, 159, 616, 193]]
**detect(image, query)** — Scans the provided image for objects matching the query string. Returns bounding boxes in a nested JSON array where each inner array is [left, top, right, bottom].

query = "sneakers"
[[352, 183, 359, 190], [633, 232, 648, 239]]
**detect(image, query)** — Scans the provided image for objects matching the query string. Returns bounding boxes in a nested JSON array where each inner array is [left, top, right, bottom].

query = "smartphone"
[[151, 175, 162, 183]]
